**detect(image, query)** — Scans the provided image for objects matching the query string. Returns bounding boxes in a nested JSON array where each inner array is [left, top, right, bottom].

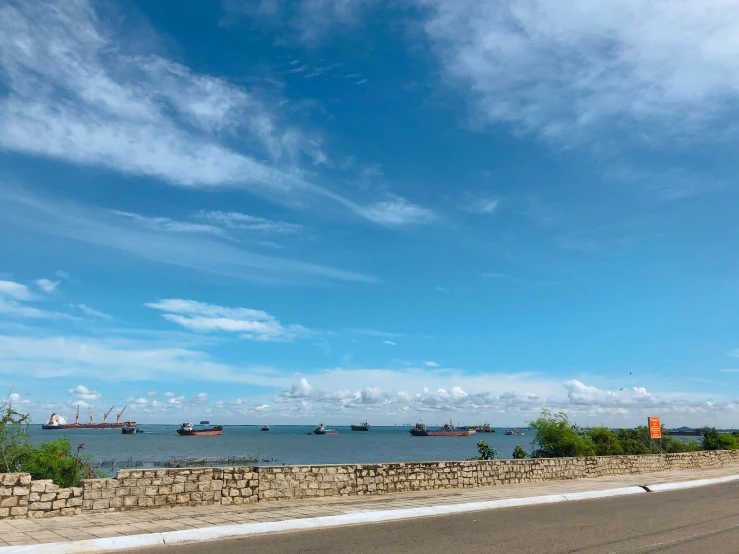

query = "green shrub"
[[468, 440, 497, 460], [1, 395, 97, 486], [528, 410, 595, 458], [511, 445, 527, 459], [701, 428, 739, 451]]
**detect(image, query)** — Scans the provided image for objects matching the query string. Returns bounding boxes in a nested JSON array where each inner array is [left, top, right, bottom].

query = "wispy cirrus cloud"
[[111, 211, 228, 238], [0, 188, 376, 285], [356, 197, 437, 227], [0, 0, 433, 228], [146, 298, 313, 342], [0, 334, 290, 386], [0, 279, 73, 320], [464, 197, 499, 214], [0, 280, 34, 301], [197, 211, 303, 234], [70, 304, 113, 320]]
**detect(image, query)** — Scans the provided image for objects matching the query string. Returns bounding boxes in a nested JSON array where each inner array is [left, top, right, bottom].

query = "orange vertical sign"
[[648, 417, 662, 439]]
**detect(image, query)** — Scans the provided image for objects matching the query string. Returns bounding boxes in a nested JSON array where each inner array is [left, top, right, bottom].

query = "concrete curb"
[[1, 476, 735, 553], [645, 473, 739, 492]]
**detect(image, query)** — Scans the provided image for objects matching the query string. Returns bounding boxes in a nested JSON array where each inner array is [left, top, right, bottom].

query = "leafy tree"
[[586, 427, 623, 456], [528, 410, 596, 458], [511, 445, 527, 459], [468, 440, 498, 460]]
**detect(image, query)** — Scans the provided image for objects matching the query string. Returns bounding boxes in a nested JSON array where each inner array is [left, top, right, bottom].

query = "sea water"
[[27, 425, 533, 469]]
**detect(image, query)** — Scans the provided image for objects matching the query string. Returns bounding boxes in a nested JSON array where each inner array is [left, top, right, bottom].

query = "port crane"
[[102, 405, 115, 424], [115, 405, 127, 424]]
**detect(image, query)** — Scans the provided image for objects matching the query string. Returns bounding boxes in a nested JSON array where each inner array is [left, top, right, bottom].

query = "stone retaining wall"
[[2, 449, 738, 519]]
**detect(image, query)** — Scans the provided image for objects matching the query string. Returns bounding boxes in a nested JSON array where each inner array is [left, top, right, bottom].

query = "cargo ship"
[[176, 422, 223, 436], [42, 405, 133, 430], [409, 422, 474, 437], [350, 421, 370, 432], [314, 423, 338, 435]]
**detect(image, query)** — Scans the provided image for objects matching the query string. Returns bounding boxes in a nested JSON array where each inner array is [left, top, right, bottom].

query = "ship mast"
[[103, 405, 115, 424], [88, 407, 93, 424], [116, 405, 127, 423], [75, 405, 80, 425]]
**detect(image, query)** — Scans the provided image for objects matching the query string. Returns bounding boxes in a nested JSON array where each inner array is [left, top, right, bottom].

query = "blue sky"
[[1, 0, 739, 426]]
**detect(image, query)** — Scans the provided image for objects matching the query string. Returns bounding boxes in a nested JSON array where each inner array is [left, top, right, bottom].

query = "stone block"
[[52, 499, 67, 510], [92, 499, 111, 510], [68, 497, 83, 507], [10, 506, 28, 516], [145, 486, 158, 496], [60, 507, 79, 516], [57, 490, 71, 500], [0, 496, 18, 507], [123, 496, 139, 507], [19, 474, 31, 485], [0, 507, 11, 518], [30, 481, 48, 493], [1, 474, 19, 486]]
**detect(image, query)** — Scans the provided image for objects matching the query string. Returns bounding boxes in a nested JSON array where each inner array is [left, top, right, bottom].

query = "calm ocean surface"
[[28, 425, 533, 470]]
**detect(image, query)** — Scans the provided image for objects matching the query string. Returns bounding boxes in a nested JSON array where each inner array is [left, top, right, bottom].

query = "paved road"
[[136, 482, 739, 553]]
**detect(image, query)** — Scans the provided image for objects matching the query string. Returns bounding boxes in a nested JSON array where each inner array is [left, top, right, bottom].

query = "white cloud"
[[68, 385, 101, 401], [34, 279, 60, 293], [0, 280, 33, 301], [163, 392, 176, 397], [356, 197, 437, 227], [191, 392, 209, 406], [424, 361, 439, 367], [71, 400, 89, 409], [147, 298, 313, 342], [197, 211, 303, 234], [281, 378, 314, 399], [128, 397, 149, 406], [273, 374, 738, 425], [71, 304, 113, 320], [420, 0, 739, 145], [8, 393, 20, 403], [382, 340, 397, 346], [464, 197, 499, 214], [146, 389, 158, 397], [255, 404, 270, 411], [55, 271, 70, 280]]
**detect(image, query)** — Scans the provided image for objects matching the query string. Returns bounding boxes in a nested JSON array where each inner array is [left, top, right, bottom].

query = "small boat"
[[478, 423, 495, 433], [505, 429, 525, 436], [261, 425, 270, 431], [314, 423, 338, 435], [351, 421, 371, 432], [176, 422, 223, 436]]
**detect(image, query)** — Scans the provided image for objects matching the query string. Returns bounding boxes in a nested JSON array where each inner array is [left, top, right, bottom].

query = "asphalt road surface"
[[135, 482, 739, 553]]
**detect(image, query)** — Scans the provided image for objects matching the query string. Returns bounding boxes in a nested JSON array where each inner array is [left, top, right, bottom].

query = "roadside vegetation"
[[1, 393, 98, 487], [526, 410, 739, 458]]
